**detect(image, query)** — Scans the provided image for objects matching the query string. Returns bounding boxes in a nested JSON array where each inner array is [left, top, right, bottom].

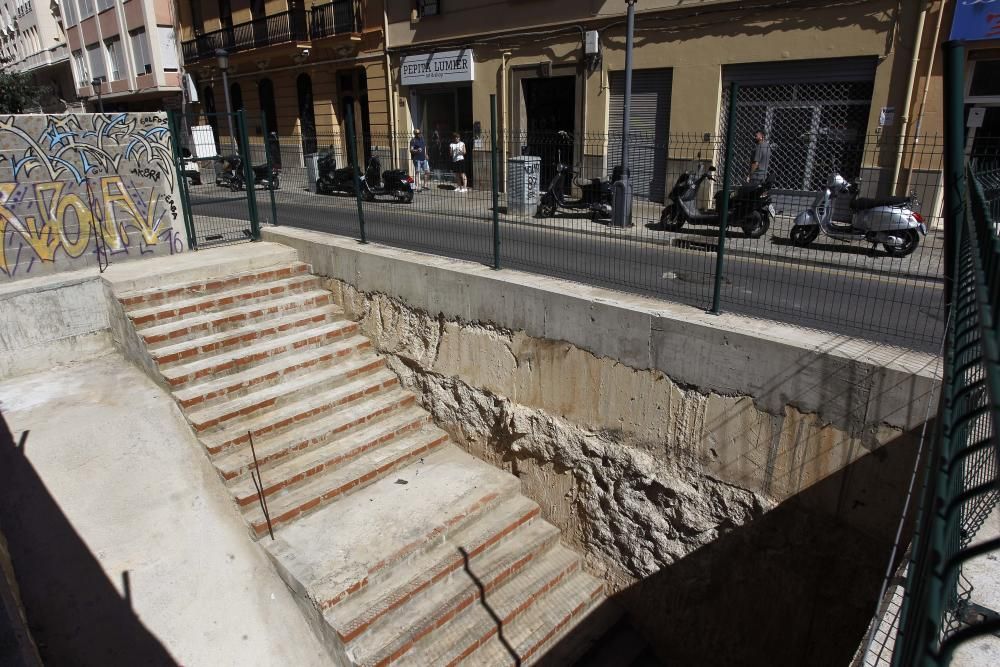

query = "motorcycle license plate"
[[767, 204, 776, 217]]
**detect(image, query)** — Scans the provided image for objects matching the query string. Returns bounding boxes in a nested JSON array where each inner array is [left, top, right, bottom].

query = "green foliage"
[[0, 70, 43, 114]]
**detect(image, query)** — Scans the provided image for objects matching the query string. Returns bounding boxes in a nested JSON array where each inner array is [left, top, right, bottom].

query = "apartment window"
[[86, 42, 106, 82], [157, 26, 178, 71], [96, 0, 115, 11], [129, 28, 151, 76], [105, 37, 124, 80], [72, 48, 88, 86], [418, 0, 439, 17], [79, 0, 95, 19], [62, 0, 80, 27]]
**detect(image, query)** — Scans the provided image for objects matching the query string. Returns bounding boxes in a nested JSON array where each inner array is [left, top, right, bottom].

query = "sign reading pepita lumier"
[[401, 50, 475, 86]]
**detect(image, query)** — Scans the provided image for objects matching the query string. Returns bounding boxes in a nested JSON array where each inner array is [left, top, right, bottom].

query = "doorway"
[[412, 87, 473, 178], [522, 75, 575, 188]]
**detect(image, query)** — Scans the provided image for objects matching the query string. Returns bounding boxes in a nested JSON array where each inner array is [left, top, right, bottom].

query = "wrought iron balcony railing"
[[181, 1, 360, 63]]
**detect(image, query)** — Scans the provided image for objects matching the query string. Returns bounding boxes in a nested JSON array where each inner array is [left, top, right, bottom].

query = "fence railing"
[[181, 1, 359, 62]]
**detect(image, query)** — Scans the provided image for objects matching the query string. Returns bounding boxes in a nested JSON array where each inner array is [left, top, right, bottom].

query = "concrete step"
[[457, 568, 605, 667], [328, 495, 541, 643], [242, 427, 450, 538], [151, 305, 343, 368], [393, 546, 595, 667], [127, 273, 321, 328], [118, 261, 311, 310], [139, 289, 334, 349], [212, 399, 426, 482], [199, 369, 401, 456], [230, 421, 447, 508], [187, 353, 387, 433], [173, 335, 374, 410], [161, 319, 360, 389], [264, 446, 521, 614], [344, 520, 561, 667]]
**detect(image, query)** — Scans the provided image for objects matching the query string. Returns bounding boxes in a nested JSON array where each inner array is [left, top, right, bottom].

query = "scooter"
[[659, 163, 773, 238], [536, 132, 615, 221], [791, 173, 926, 257], [317, 150, 413, 203], [217, 155, 281, 191], [214, 155, 240, 189]]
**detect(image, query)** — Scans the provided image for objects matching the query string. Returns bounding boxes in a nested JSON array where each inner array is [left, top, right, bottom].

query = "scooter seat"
[[850, 195, 911, 210]]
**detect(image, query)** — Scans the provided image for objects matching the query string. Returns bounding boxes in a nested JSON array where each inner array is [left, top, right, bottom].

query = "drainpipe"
[[383, 8, 398, 168], [904, 0, 945, 195], [501, 51, 511, 188], [890, 0, 929, 194]]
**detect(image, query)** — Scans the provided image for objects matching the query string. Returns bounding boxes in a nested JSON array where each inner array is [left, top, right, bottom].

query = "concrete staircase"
[[115, 257, 608, 666]]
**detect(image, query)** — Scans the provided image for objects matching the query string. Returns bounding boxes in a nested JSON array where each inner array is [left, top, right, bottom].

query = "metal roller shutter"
[[609, 68, 672, 202]]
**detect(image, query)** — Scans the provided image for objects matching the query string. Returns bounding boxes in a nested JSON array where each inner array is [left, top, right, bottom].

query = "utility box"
[[507, 155, 541, 216], [305, 153, 319, 192]]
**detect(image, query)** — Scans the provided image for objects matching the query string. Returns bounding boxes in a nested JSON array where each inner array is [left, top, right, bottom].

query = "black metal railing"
[[181, 1, 359, 62]]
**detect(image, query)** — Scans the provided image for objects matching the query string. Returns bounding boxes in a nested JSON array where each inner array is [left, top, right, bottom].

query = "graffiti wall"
[[0, 113, 183, 281]]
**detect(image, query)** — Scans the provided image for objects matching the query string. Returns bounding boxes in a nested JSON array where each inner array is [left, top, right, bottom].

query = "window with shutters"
[[72, 49, 88, 86], [130, 28, 151, 76], [86, 42, 105, 82], [96, 0, 115, 12], [418, 0, 439, 17], [105, 37, 124, 80], [79, 0, 94, 19], [62, 0, 80, 27]]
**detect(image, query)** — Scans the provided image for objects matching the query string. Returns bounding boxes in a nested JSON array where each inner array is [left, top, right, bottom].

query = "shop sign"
[[950, 0, 1000, 41], [401, 50, 475, 85]]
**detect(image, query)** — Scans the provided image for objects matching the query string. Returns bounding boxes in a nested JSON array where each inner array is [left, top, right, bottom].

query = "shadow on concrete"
[[0, 410, 177, 667], [459, 546, 521, 665], [542, 420, 927, 666]]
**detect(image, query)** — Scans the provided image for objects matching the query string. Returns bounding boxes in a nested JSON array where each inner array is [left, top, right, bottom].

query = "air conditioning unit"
[[584, 30, 599, 57]]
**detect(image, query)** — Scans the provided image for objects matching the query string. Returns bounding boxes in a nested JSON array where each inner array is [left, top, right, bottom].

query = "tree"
[[0, 70, 43, 114]]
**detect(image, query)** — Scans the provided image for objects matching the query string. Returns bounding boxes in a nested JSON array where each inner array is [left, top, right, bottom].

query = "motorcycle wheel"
[[790, 225, 819, 247], [659, 205, 685, 232], [361, 188, 375, 202], [230, 179, 243, 192], [537, 194, 557, 218], [741, 210, 771, 239], [269, 175, 280, 191], [397, 189, 414, 204], [883, 228, 920, 258]]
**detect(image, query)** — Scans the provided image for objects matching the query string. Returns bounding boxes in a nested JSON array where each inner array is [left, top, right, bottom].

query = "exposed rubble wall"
[[264, 227, 940, 665]]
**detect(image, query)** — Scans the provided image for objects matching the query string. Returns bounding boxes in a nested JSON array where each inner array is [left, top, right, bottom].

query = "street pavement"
[[185, 178, 945, 353]]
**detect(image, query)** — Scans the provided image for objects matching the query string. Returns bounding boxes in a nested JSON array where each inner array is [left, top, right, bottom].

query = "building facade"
[[384, 0, 951, 208], [0, 0, 79, 112], [175, 0, 390, 169], [61, 0, 184, 112]]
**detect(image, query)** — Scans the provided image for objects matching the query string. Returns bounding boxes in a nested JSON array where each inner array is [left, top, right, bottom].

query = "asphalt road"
[[187, 186, 944, 353]]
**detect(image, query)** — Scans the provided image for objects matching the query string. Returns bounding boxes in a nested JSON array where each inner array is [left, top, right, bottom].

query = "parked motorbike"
[[536, 132, 615, 220], [216, 155, 281, 192], [659, 163, 773, 238], [316, 148, 414, 203], [791, 173, 925, 257]]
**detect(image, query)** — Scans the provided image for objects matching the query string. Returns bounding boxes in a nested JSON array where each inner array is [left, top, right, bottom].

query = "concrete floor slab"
[[0, 354, 329, 667]]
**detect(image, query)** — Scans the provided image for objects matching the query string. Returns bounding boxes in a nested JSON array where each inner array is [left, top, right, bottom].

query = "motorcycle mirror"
[[708, 166, 717, 172]]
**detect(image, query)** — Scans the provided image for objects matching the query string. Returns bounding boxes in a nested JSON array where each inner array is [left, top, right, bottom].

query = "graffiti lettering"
[[131, 167, 162, 181]]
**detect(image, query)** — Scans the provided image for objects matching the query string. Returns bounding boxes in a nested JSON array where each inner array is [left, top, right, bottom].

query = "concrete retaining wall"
[[264, 226, 941, 665]]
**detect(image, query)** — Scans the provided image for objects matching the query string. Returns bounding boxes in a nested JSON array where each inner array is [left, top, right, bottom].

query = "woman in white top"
[[449, 133, 468, 192]]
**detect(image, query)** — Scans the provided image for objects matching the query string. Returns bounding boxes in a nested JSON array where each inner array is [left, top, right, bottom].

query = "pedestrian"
[[409, 129, 430, 191], [450, 132, 468, 192], [748, 129, 771, 186]]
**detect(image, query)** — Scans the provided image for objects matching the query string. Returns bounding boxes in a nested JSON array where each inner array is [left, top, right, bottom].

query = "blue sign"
[[951, 0, 1000, 41]]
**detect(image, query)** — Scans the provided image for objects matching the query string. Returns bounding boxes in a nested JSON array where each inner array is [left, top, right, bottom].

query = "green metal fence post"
[[345, 104, 367, 243], [166, 110, 197, 249], [237, 110, 261, 240], [260, 112, 279, 227], [941, 41, 968, 315], [710, 82, 739, 315], [490, 94, 501, 270]]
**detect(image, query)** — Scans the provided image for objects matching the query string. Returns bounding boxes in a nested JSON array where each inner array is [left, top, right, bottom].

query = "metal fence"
[[175, 102, 947, 350]]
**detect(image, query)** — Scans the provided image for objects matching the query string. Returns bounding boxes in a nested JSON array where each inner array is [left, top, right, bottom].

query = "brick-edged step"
[[161, 320, 360, 389], [226, 408, 432, 500], [212, 398, 426, 482], [394, 548, 599, 667], [200, 369, 403, 456], [151, 305, 343, 368], [327, 495, 541, 642], [127, 272, 321, 329], [344, 519, 561, 667], [174, 335, 374, 411], [117, 261, 311, 309], [139, 289, 334, 349], [264, 446, 522, 613], [242, 425, 450, 538], [186, 354, 387, 433]]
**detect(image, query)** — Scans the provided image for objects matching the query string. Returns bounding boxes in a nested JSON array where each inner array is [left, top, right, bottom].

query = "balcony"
[[181, 1, 360, 63]]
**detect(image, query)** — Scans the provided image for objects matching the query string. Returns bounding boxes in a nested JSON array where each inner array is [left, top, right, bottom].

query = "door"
[[766, 105, 821, 190], [608, 68, 672, 202], [523, 76, 575, 190], [422, 91, 456, 171]]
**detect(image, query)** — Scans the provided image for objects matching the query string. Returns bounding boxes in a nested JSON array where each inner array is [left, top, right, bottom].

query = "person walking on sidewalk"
[[450, 132, 468, 192], [409, 129, 430, 191], [748, 130, 771, 186]]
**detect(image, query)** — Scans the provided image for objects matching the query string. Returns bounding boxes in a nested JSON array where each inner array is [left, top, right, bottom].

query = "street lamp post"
[[611, 0, 636, 228], [91, 78, 104, 113], [215, 49, 237, 153]]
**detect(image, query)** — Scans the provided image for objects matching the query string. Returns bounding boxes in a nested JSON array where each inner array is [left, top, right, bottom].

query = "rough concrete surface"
[[0, 354, 329, 667]]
